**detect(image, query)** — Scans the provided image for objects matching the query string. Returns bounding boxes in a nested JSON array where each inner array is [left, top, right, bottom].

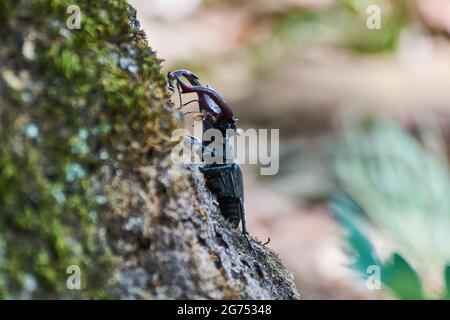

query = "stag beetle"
[[167, 69, 263, 254]]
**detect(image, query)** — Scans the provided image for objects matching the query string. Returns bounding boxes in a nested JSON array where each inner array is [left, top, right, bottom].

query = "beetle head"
[[167, 69, 199, 91]]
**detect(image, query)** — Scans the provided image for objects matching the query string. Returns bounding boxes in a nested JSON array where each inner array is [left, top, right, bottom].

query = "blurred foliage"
[[331, 117, 450, 299], [331, 194, 424, 299], [274, 0, 409, 52]]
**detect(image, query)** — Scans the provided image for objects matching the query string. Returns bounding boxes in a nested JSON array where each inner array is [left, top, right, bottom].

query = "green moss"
[[0, 0, 177, 298]]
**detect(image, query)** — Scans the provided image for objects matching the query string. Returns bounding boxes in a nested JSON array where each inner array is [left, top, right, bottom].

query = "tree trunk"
[[0, 0, 299, 299]]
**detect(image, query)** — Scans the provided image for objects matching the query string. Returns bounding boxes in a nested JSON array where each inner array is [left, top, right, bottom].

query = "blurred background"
[[129, 0, 450, 299]]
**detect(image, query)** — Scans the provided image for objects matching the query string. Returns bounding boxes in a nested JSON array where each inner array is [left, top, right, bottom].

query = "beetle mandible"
[[167, 69, 262, 253]]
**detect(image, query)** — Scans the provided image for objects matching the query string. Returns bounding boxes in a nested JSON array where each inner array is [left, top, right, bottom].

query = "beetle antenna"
[[181, 99, 199, 108], [262, 237, 271, 246], [176, 81, 183, 108]]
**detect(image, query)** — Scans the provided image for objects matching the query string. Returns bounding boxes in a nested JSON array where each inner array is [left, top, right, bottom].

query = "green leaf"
[[380, 254, 423, 299], [330, 194, 377, 272], [444, 265, 450, 299], [330, 194, 424, 299]]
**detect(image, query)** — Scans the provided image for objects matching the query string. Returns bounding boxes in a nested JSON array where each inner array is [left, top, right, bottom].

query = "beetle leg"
[[239, 198, 256, 255], [180, 99, 199, 108], [192, 113, 206, 119], [183, 111, 200, 116], [243, 231, 256, 255]]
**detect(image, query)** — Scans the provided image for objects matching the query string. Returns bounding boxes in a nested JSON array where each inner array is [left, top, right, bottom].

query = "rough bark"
[[0, 0, 299, 299]]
